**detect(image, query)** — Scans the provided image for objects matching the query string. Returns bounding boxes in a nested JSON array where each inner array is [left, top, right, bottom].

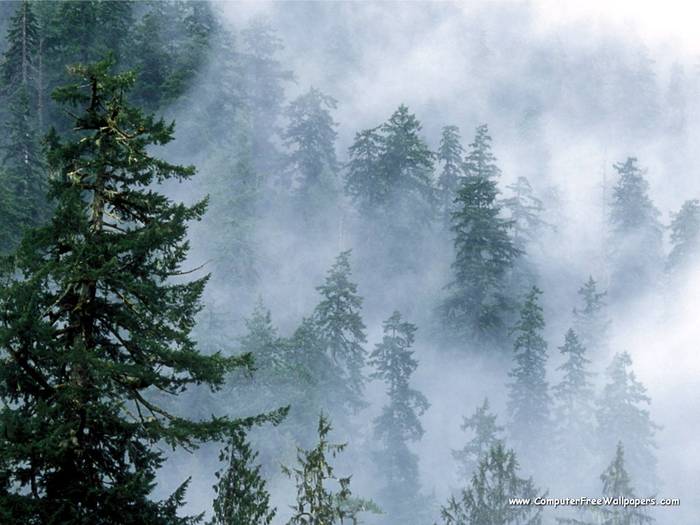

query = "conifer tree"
[[503, 176, 547, 294], [507, 287, 552, 460], [441, 124, 521, 344], [437, 125, 466, 227], [313, 250, 367, 412], [451, 398, 504, 483], [210, 428, 276, 525], [441, 442, 543, 525], [282, 414, 377, 525], [572, 276, 610, 355], [284, 87, 339, 199], [666, 199, 700, 275], [370, 311, 430, 525], [0, 61, 280, 524], [557, 442, 654, 525], [596, 352, 659, 495], [345, 126, 383, 212], [552, 329, 595, 457], [608, 157, 663, 299]]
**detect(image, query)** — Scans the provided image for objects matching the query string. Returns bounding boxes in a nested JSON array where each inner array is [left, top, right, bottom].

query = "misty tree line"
[[0, 1, 697, 524]]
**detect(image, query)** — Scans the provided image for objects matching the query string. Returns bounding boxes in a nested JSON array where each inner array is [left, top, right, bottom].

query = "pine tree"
[[608, 157, 663, 299], [552, 329, 595, 458], [441, 442, 543, 525], [0, 61, 280, 524], [0, 0, 46, 253], [451, 398, 504, 483], [503, 176, 547, 294], [557, 443, 654, 525], [441, 124, 521, 344], [282, 414, 377, 525], [572, 276, 610, 355], [370, 311, 430, 525], [345, 126, 384, 212], [313, 250, 367, 412], [666, 199, 700, 275], [436, 125, 465, 227], [210, 428, 276, 525], [284, 87, 339, 199], [596, 352, 659, 495], [507, 287, 552, 461]]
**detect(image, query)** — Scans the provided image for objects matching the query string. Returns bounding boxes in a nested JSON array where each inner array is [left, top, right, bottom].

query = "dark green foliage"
[[596, 352, 659, 496], [284, 87, 339, 198], [0, 62, 278, 524], [451, 398, 504, 483], [370, 311, 430, 524], [552, 329, 595, 455], [210, 428, 275, 525], [666, 198, 700, 274], [436, 125, 466, 227], [507, 287, 551, 459], [282, 414, 377, 525], [441, 442, 543, 525], [608, 157, 663, 298], [345, 105, 434, 216], [572, 276, 610, 355], [441, 124, 521, 344], [313, 250, 367, 412]]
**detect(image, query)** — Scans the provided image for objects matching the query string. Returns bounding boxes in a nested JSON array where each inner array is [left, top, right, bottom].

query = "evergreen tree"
[[557, 443, 654, 525], [436, 125, 465, 227], [239, 17, 294, 177], [502, 176, 546, 297], [0, 0, 46, 253], [596, 352, 659, 495], [345, 126, 383, 212], [666, 199, 700, 275], [441, 124, 521, 344], [608, 157, 663, 299], [572, 276, 610, 355], [210, 428, 276, 525], [370, 311, 430, 525], [284, 87, 339, 199], [0, 61, 279, 524], [451, 398, 504, 483], [282, 414, 377, 525], [507, 287, 552, 461], [313, 250, 367, 412], [441, 442, 543, 525], [552, 329, 595, 459]]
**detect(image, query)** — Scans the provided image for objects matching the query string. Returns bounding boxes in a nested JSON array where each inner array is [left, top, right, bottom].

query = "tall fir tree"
[[210, 428, 276, 525], [507, 287, 552, 462], [0, 0, 46, 253], [596, 352, 659, 495], [608, 157, 663, 300], [441, 442, 543, 525], [552, 329, 596, 481], [572, 276, 611, 356], [436, 125, 466, 227], [282, 414, 377, 525], [284, 87, 339, 201], [666, 199, 700, 275], [441, 124, 521, 345], [313, 250, 367, 413], [0, 61, 280, 524], [557, 442, 654, 525], [451, 398, 504, 483], [345, 126, 383, 213], [370, 311, 430, 525]]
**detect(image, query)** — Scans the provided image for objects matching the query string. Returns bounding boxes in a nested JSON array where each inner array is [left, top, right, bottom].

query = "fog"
[[150, 2, 699, 523]]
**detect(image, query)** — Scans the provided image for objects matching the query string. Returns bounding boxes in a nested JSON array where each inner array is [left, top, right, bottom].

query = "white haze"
[[152, 1, 700, 523]]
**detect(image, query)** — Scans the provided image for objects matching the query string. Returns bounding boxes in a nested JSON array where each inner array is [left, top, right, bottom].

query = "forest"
[[0, 1, 697, 524]]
